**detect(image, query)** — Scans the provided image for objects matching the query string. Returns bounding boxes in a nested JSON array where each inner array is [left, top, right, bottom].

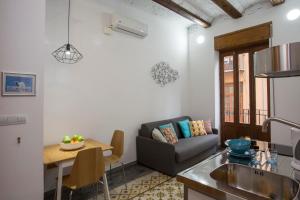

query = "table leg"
[[103, 173, 110, 200], [56, 160, 74, 200], [57, 162, 63, 200]]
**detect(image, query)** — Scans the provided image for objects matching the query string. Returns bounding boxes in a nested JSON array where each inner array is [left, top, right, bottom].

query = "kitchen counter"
[[177, 141, 298, 200]]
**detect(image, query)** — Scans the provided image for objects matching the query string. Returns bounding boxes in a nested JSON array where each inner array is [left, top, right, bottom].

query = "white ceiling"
[[227, 0, 269, 13], [122, 0, 185, 18], [175, 0, 269, 22], [123, 0, 270, 25]]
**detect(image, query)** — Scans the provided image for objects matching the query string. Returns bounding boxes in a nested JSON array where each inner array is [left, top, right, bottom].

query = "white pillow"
[[152, 128, 167, 143]]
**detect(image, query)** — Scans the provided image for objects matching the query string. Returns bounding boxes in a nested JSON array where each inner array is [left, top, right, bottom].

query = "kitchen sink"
[[210, 163, 300, 200]]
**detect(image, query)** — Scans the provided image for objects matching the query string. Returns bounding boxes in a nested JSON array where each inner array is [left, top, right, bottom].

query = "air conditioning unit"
[[111, 15, 148, 38]]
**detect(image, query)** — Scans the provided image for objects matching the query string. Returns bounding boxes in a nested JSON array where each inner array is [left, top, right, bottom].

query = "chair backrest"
[[111, 130, 124, 158], [68, 147, 105, 189]]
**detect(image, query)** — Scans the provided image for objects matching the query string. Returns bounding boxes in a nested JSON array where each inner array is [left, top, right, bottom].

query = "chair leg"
[[109, 164, 112, 180], [53, 190, 56, 200], [121, 162, 127, 189], [53, 179, 57, 200], [103, 173, 111, 200], [99, 180, 106, 200], [95, 182, 99, 200], [69, 190, 73, 200]]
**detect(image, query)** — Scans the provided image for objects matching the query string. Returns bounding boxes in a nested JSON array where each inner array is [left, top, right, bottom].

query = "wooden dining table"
[[43, 139, 113, 200]]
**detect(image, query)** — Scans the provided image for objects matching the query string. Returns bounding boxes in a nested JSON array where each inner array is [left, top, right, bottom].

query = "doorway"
[[220, 44, 271, 145]]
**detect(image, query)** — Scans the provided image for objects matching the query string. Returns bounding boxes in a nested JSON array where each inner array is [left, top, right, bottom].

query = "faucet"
[[262, 117, 300, 133]]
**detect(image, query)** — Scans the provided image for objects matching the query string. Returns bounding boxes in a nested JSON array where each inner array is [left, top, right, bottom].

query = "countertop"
[[177, 141, 297, 200]]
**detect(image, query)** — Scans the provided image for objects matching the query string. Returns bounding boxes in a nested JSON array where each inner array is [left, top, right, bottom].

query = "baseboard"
[[109, 160, 137, 173]]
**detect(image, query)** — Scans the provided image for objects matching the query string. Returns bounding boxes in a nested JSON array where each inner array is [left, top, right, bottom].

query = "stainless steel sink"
[[210, 163, 300, 200]]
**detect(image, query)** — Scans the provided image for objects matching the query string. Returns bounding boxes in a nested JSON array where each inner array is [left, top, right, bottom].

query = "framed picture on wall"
[[1, 72, 36, 96]]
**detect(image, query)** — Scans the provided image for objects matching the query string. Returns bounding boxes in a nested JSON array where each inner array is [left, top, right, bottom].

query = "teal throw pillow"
[[178, 119, 191, 138]]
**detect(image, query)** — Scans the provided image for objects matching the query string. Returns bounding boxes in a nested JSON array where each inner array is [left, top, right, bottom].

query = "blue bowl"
[[228, 139, 251, 154]]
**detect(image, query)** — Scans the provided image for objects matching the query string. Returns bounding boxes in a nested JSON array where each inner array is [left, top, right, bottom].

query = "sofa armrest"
[[212, 128, 218, 135], [136, 136, 176, 175]]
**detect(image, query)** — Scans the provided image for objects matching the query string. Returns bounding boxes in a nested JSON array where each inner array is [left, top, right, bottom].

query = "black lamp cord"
[[67, 0, 70, 44]]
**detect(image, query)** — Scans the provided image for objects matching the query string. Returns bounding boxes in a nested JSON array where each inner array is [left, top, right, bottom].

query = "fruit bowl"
[[60, 134, 85, 150], [60, 141, 85, 150]]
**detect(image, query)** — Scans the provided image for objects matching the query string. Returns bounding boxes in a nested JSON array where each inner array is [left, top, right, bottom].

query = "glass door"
[[220, 45, 270, 145]]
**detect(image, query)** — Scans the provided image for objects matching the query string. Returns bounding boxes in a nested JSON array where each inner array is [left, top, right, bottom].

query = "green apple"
[[63, 135, 71, 144], [78, 135, 84, 142]]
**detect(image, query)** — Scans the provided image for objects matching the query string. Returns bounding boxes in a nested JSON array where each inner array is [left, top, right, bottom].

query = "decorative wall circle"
[[151, 62, 179, 87]]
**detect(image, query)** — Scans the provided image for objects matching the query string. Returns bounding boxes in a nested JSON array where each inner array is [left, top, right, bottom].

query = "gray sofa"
[[136, 116, 219, 176]]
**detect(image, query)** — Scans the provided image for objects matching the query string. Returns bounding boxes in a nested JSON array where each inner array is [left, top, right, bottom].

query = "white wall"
[[188, 0, 300, 145], [44, 0, 190, 162], [0, 0, 45, 200], [188, 25, 218, 125]]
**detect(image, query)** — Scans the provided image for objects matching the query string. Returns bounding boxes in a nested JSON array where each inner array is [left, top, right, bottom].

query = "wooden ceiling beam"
[[210, 0, 242, 19], [270, 0, 285, 6], [152, 0, 211, 28]]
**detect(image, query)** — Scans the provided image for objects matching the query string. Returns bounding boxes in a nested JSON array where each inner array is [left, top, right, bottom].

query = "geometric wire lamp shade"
[[52, 43, 83, 64], [52, 0, 83, 64]]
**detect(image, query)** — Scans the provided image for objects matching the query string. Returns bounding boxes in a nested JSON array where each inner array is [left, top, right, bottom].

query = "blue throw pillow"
[[178, 119, 191, 138]]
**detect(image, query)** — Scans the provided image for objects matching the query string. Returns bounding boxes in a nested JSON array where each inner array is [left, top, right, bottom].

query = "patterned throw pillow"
[[204, 120, 213, 134], [152, 128, 167, 143], [160, 128, 178, 144], [189, 120, 207, 136], [159, 123, 176, 134]]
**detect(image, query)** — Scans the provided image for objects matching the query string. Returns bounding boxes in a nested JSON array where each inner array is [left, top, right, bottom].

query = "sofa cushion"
[[174, 134, 218, 163], [161, 128, 178, 144], [139, 116, 192, 139], [159, 123, 176, 135], [170, 117, 192, 138], [178, 119, 192, 138], [204, 120, 213, 134], [152, 128, 167, 143], [189, 120, 207, 136]]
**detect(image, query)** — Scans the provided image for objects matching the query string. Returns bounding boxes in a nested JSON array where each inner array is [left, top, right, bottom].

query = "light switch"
[[0, 114, 27, 126]]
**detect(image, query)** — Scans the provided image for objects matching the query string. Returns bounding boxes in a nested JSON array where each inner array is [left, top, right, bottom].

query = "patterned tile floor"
[[92, 171, 183, 200], [110, 171, 171, 200], [45, 153, 223, 200], [131, 177, 184, 200], [44, 164, 155, 200], [44, 164, 184, 200]]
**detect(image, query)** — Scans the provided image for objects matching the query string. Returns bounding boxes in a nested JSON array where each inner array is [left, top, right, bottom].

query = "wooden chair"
[[62, 147, 110, 200], [104, 130, 127, 188]]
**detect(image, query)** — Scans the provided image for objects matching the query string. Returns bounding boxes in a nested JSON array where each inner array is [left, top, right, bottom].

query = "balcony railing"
[[256, 109, 268, 125], [240, 109, 250, 124], [224, 108, 268, 125], [225, 110, 234, 122]]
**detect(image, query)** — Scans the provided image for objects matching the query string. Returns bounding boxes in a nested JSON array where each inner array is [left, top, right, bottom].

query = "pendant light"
[[52, 0, 83, 64]]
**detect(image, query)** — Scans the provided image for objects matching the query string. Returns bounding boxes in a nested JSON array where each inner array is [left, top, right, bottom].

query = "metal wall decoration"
[[52, 0, 83, 64], [151, 62, 179, 87]]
